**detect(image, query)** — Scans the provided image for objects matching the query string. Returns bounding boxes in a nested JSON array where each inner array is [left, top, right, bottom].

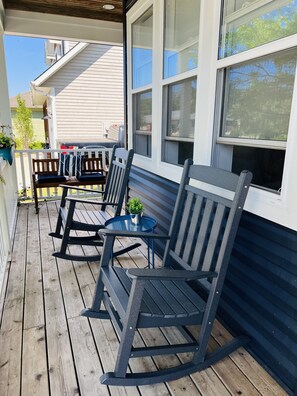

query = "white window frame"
[[127, 0, 154, 161], [216, 4, 297, 231], [127, 0, 297, 231]]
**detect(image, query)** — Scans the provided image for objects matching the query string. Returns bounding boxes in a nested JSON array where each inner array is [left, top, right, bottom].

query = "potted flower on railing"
[[0, 126, 14, 165], [127, 197, 144, 225]]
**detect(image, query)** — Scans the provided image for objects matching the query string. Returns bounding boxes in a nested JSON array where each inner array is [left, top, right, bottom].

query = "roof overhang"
[[30, 85, 51, 106], [30, 42, 89, 105], [34, 42, 89, 87], [3, 0, 123, 23], [3, 9, 123, 45]]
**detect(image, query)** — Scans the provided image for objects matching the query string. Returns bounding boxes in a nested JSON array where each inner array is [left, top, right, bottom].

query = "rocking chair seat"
[[101, 266, 209, 328]]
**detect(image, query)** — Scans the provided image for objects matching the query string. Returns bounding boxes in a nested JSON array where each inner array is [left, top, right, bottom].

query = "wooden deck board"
[[39, 202, 79, 396], [0, 201, 289, 396]]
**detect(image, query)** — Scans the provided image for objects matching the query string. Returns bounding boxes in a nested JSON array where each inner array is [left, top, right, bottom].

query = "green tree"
[[14, 94, 34, 149]]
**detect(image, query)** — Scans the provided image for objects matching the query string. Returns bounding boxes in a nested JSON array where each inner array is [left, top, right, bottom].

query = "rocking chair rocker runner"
[[49, 146, 136, 262], [81, 160, 252, 386]]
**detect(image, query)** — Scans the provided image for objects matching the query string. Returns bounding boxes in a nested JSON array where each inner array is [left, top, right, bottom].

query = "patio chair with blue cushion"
[[49, 146, 135, 262], [81, 159, 252, 385]]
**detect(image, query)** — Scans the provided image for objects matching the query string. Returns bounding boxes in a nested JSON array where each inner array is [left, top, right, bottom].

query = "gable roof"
[[10, 91, 42, 109], [33, 42, 89, 87], [31, 42, 89, 105]]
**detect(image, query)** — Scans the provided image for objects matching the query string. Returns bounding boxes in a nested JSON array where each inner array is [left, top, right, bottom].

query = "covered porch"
[[0, 200, 287, 396], [1, 0, 297, 394]]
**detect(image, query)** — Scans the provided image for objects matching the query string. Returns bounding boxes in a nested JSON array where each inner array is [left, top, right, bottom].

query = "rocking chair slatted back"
[[103, 150, 129, 215], [164, 163, 249, 280]]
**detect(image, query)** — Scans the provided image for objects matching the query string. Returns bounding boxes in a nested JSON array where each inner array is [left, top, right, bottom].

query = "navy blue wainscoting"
[[128, 165, 178, 254], [128, 165, 297, 394]]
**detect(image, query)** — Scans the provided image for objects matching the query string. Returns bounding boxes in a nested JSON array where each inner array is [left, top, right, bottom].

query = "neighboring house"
[[44, 39, 78, 66], [31, 41, 124, 148], [10, 91, 46, 143]]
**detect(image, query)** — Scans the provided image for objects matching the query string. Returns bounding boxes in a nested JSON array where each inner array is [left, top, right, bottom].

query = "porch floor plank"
[[0, 201, 289, 396]]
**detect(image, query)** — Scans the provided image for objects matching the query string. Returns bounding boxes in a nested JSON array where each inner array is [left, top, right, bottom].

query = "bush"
[[29, 141, 46, 149]]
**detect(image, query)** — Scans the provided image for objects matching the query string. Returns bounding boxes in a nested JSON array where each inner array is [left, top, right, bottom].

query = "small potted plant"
[[0, 129, 14, 165], [127, 197, 144, 225]]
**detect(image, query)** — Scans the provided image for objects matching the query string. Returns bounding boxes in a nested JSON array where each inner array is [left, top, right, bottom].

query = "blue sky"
[[4, 36, 48, 98]]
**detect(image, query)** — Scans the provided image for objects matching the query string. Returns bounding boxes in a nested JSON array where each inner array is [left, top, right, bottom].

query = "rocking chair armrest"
[[59, 184, 105, 194], [65, 196, 117, 206], [127, 268, 218, 281], [99, 229, 170, 240]]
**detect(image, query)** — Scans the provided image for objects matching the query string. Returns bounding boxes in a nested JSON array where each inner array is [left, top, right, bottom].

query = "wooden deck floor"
[[0, 201, 288, 396]]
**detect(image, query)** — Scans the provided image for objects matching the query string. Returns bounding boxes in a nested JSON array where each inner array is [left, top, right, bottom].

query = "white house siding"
[[64, 40, 79, 52], [43, 44, 124, 145]]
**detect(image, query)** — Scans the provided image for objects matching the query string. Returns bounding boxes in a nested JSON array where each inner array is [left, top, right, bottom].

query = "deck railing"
[[0, 147, 113, 294], [15, 147, 113, 201]]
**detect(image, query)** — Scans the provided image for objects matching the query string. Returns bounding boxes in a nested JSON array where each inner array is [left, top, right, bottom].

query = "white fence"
[[15, 148, 113, 201]]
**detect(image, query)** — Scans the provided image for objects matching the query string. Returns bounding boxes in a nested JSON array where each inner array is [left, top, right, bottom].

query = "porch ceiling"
[[2, 0, 123, 23]]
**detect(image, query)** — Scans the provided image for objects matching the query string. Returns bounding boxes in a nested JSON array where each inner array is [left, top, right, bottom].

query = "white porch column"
[[0, 12, 12, 128], [0, 7, 19, 288]]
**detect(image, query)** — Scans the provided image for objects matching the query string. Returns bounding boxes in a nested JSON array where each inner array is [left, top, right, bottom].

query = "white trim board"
[[33, 42, 89, 86], [4, 10, 123, 45]]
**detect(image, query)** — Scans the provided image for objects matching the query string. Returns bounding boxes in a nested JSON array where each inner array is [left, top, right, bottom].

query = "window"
[[220, 0, 297, 58], [133, 90, 152, 157], [131, 6, 153, 157], [132, 7, 153, 88], [163, 0, 200, 78], [232, 146, 285, 191], [127, 0, 297, 230], [221, 50, 296, 143], [162, 0, 200, 165], [215, 3, 297, 192], [163, 78, 196, 165]]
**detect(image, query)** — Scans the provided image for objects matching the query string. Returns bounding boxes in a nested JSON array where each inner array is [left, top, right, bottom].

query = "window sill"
[[164, 136, 194, 142]]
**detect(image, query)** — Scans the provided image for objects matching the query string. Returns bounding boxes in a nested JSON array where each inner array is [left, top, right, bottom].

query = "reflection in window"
[[221, 49, 297, 141], [163, 78, 196, 165], [220, 0, 297, 58], [132, 7, 153, 89], [167, 79, 197, 139], [133, 90, 152, 157], [163, 0, 200, 79]]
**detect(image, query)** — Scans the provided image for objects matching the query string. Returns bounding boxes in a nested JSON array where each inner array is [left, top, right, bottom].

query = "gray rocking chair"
[[49, 146, 135, 262], [81, 159, 252, 386]]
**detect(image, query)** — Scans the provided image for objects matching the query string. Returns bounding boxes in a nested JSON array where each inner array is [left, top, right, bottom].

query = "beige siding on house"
[[44, 44, 124, 143], [67, 41, 78, 50]]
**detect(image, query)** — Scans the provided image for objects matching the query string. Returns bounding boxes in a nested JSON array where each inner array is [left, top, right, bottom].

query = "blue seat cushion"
[[77, 172, 105, 182], [38, 174, 67, 184]]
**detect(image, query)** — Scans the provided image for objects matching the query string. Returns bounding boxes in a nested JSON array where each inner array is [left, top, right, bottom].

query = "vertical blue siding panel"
[[128, 166, 297, 393]]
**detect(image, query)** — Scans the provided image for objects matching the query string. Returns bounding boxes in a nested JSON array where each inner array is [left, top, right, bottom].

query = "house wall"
[[11, 109, 45, 143], [128, 165, 297, 394], [44, 44, 124, 145]]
